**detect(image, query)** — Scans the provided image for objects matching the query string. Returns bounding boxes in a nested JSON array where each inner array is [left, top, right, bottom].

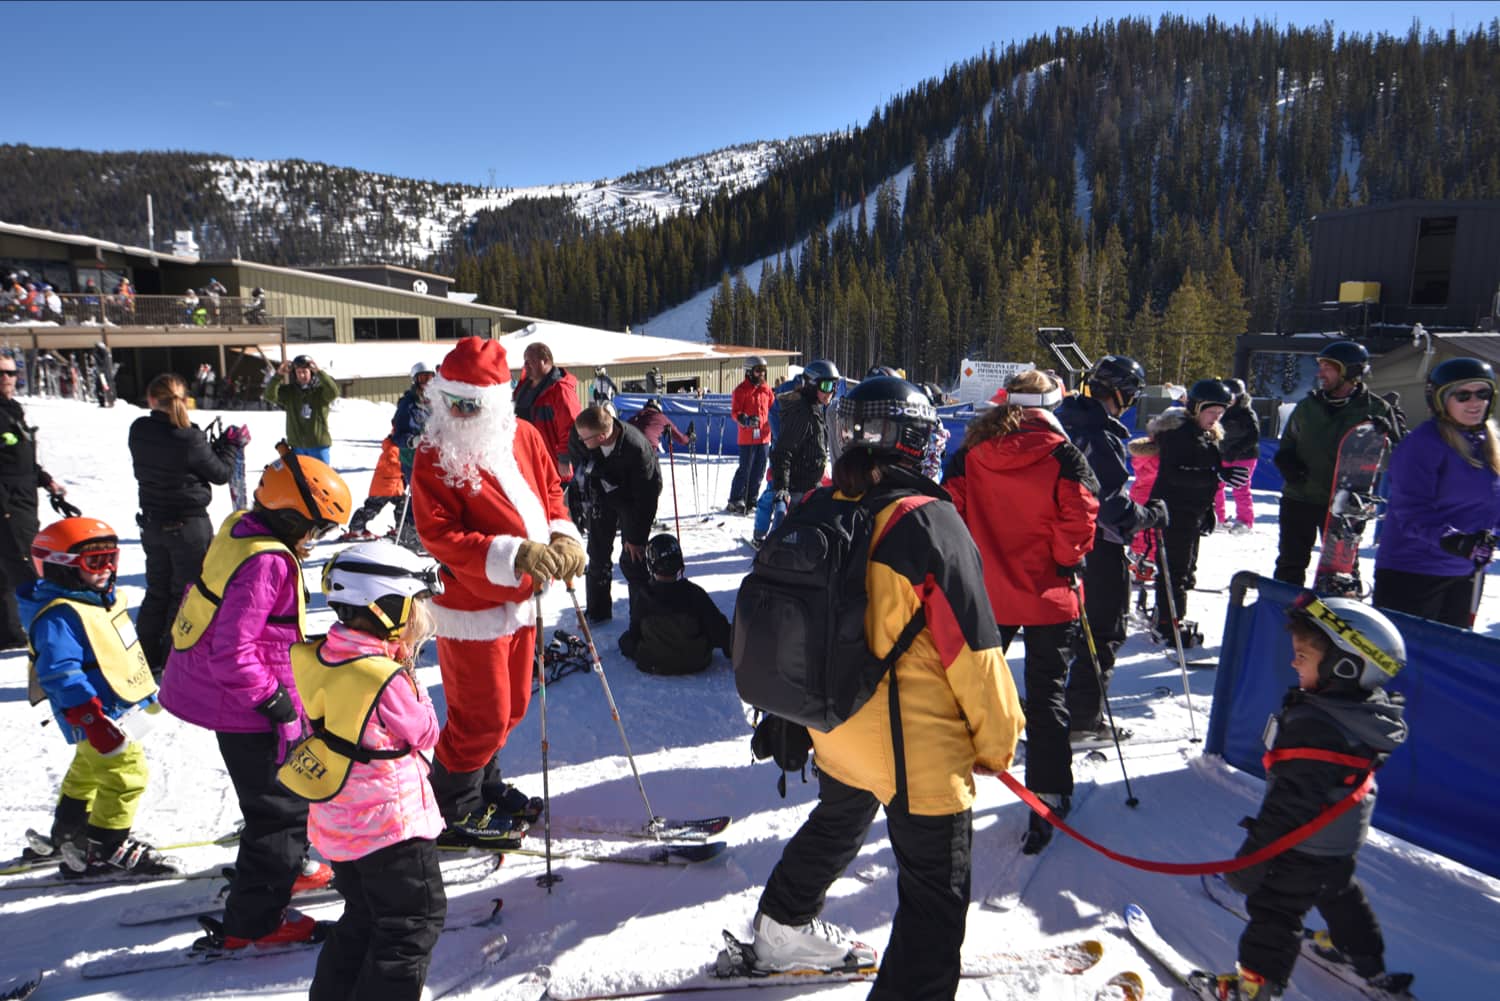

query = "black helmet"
[[251, 286, 264, 296], [1187, 378, 1233, 414], [292, 354, 314, 369], [1317, 341, 1370, 382], [1223, 377, 1247, 398], [643, 396, 661, 410], [802, 359, 841, 386], [865, 365, 900, 379], [1426, 356, 1497, 422], [1084, 355, 1146, 410], [645, 533, 684, 577], [831, 377, 937, 472]]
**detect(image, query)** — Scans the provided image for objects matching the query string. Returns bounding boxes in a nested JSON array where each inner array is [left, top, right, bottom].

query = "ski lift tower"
[[1035, 327, 1092, 392]]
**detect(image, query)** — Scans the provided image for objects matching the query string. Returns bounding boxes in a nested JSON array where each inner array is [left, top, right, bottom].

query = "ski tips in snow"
[[0, 969, 42, 1001], [1097, 970, 1146, 1001]]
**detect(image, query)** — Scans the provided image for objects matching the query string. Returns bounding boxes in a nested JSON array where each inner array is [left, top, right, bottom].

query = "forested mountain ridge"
[[6, 16, 1500, 384], [0, 136, 820, 268], [462, 15, 1500, 382]]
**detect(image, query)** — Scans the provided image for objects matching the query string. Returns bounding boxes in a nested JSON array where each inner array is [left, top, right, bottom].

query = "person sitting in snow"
[[21, 517, 178, 877], [1210, 594, 1411, 1001], [618, 533, 730, 675]]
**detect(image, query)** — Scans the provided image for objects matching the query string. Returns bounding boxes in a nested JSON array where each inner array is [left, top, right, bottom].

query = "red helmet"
[[32, 517, 119, 583]]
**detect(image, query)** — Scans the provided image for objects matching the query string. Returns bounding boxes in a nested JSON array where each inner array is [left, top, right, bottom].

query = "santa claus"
[[410, 337, 586, 843]]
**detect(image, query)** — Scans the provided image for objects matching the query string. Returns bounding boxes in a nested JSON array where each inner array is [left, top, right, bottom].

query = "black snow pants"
[[758, 769, 972, 1001], [310, 837, 447, 1001], [136, 512, 214, 676], [1000, 620, 1079, 796], [1067, 539, 1129, 731], [1239, 850, 1385, 989], [217, 731, 311, 940]]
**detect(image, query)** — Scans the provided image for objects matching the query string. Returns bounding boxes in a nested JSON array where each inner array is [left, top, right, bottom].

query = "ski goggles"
[[40, 547, 119, 573], [440, 391, 483, 414], [1445, 385, 1494, 403], [326, 559, 444, 599], [815, 378, 838, 393]]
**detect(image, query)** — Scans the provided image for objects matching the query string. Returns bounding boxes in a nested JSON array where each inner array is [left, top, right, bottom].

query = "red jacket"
[[947, 410, 1099, 626], [731, 378, 774, 447], [513, 368, 582, 477]]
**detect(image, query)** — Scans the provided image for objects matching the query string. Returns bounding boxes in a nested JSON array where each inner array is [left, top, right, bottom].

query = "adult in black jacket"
[[0, 359, 70, 648], [762, 360, 838, 545], [129, 373, 237, 676], [574, 405, 662, 623], [1053, 356, 1167, 741]]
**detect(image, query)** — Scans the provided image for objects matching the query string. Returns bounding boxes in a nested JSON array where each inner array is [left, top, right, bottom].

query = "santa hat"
[[437, 337, 511, 395]]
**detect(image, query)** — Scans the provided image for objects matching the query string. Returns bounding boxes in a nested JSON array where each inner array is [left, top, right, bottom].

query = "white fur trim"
[[548, 519, 582, 543], [487, 430, 550, 543], [430, 600, 534, 641], [487, 535, 525, 588]]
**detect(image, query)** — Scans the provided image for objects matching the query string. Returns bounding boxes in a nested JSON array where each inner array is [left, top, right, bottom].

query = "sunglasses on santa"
[[440, 391, 483, 414]]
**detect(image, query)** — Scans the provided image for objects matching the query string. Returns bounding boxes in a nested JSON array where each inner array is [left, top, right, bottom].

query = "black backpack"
[[732, 486, 928, 732]]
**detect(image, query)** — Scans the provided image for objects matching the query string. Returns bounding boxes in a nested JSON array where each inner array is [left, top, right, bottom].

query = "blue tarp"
[[1207, 574, 1500, 880]]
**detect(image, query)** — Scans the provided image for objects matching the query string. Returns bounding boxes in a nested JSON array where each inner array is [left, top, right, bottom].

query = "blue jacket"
[[1054, 394, 1150, 545], [18, 579, 157, 740], [1376, 418, 1500, 577], [392, 385, 430, 450]]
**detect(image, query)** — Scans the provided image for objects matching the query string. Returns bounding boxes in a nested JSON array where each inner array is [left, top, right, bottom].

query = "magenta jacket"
[[158, 512, 305, 733]]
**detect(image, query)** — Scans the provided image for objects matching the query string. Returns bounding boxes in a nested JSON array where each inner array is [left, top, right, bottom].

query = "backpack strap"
[[869, 490, 936, 811]]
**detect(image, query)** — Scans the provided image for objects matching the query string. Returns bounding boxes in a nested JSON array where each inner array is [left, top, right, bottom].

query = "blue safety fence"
[[1208, 572, 1500, 880]]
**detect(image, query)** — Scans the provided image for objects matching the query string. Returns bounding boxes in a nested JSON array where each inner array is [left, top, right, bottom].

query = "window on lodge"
[[353, 317, 419, 340], [435, 317, 492, 339], [285, 317, 335, 342]]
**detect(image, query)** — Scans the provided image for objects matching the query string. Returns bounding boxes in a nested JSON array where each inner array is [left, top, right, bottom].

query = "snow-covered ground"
[[1, 395, 1497, 999]]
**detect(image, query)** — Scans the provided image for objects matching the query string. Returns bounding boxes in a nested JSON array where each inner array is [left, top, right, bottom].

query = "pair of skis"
[[1127, 877, 1418, 1000], [439, 814, 731, 869], [546, 933, 1142, 999]]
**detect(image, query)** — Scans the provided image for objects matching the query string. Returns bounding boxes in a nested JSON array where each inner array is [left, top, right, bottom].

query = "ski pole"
[[532, 592, 560, 890], [666, 433, 682, 538], [689, 423, 703, 520], [1069, 576, 1138, 806], [566, 584, 661, 831], [394, 476, 413, 543], [1153, 527, 1199, 742], [715, 411, 730, 507]]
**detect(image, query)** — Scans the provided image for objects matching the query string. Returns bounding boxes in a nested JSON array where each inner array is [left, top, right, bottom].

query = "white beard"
[[421, 375, 518, 494]]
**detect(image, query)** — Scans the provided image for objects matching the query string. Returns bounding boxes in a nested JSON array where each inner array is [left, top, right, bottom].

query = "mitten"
[[1144, 498, 1170, 529], [514, 539, 562, 584], [63, 698, 127, 756], [1440, 529, 1495, 564], [1056, 561, 1085, 582], [1218, 464, 1251, 488], [254, 684, 296, 724], [548, 533, 587, 581], [224, 424, 251, 447]]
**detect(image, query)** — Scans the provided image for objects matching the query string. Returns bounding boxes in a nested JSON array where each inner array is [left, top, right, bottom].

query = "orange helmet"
[[33, 517, 119, 583], [253, 449, 351, 534]]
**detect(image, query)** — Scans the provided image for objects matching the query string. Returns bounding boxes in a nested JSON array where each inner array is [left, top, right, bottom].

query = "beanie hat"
[[437, 337, 511, 395]]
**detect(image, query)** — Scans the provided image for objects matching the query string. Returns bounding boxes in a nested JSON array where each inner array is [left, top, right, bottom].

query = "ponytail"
[[146, 373, 191, 429]]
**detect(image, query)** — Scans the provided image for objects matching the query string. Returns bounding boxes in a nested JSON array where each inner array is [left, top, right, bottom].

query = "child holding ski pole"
[[280, 541, 446, 1001], [1207, 593, 1411, 1001], [21, 517, 178, 876]]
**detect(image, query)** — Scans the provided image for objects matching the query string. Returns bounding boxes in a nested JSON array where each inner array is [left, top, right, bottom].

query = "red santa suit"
[[410, 338, 580, 809]]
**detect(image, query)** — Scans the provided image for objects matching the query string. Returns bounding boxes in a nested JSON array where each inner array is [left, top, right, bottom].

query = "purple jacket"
[[1375, 419, 1500, 577], [158, 513, 305, 732]]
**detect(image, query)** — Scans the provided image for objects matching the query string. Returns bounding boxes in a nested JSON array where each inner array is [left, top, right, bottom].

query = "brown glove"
[[514, 539, 562, 585], [548, 532, 587, 581]]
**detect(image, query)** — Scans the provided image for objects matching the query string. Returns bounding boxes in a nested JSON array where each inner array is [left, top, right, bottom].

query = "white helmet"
[[410, 361, 435, 381], [322, 541, 441, 638]]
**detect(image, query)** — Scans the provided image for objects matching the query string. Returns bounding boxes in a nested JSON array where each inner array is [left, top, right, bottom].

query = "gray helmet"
[[744, 355, 768, 373], [1289, 592, 1405, 691], [410, 361, 435, 381]]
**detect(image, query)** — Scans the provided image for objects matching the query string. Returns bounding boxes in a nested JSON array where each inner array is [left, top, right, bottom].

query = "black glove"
[[48, 492, 82, 518], [1274, 451, 1309, 486], [254, 684, 296, 724], [737, 414, 760, 429], [686, 420, 696, 438], [1218, 464, 1251, 488], [1440, 530, 1496, 565], [1056, 561, 1085, 583], [1143, 498, 1170, 529], [1199, 508, 1218, 536], [1367, 415, 1394, 439]]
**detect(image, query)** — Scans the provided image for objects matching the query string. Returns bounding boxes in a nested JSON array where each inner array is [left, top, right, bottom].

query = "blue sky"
[[7, 1, 1495, 188]]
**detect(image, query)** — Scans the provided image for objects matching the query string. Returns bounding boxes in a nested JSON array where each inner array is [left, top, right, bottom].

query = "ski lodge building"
[[0, 220, 794, 405]]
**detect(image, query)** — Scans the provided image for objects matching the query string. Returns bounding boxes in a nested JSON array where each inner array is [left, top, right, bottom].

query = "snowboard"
[[1314, 422, 1390, 596], [1200, 875, 1418, 1000]]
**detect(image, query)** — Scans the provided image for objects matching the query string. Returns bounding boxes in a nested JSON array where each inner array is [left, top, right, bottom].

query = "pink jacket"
[[159, 512, 305, 733], [307, 625, 444, 862]]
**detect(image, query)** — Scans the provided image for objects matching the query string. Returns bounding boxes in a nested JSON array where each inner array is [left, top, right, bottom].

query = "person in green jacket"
[[264, 355, 340, 465], [1271, 341, 1396, 588]]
